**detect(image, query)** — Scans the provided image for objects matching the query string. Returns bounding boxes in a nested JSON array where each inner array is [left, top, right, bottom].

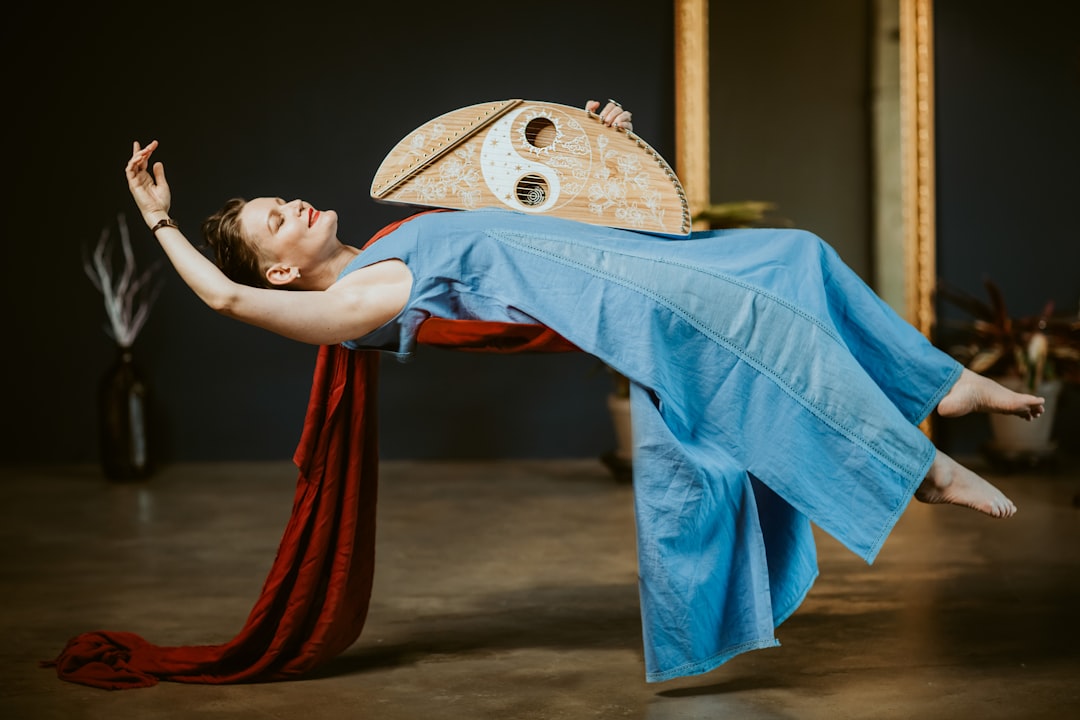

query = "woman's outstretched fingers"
[[586, 99, 634, 131], [126, 140, 157, 177], [124, 140, 172, 223]]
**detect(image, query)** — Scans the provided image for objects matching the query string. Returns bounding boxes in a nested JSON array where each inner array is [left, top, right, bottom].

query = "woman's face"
[[239, 197, 339, 272]]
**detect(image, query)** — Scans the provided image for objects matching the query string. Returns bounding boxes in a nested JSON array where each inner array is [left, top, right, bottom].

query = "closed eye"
[[267, 198, 287, 233]]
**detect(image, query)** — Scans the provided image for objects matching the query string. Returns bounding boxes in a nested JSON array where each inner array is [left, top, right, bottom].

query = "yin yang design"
[[479, 106, 592, 213]]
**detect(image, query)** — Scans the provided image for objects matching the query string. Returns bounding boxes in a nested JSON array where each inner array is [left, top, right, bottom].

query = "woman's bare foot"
[[937, 368, 1045, 420], [915, 450, 1017, 518]]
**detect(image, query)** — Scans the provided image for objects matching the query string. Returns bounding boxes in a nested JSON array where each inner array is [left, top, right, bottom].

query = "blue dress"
[[339, 208, 961, 682]]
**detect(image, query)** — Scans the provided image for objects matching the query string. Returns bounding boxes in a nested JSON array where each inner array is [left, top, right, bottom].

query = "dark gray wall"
[[4, 1, 1076, 466], [4, 0, 673, 464], [934, 0, 1080, 455], [709, 0, 871, 278]]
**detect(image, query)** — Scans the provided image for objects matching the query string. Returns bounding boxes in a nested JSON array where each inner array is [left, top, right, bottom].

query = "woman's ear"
[[265, 264, 301, 286]]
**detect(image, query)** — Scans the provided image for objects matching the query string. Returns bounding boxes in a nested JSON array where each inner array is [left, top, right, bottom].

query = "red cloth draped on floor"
[[43, 214, 577, 689]]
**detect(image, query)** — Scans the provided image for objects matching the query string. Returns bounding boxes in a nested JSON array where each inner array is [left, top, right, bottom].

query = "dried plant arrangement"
[[83, 213, 164, 348]]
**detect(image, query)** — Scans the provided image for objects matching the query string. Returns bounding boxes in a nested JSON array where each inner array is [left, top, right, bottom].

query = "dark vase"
[[98, 345, 153, 481]]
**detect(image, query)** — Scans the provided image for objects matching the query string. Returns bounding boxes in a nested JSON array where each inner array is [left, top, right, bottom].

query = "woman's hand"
[[586, 99, 633, 132], [125, 140, 173, 228]]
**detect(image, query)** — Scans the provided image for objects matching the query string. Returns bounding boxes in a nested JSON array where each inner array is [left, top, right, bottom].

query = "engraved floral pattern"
[[405, 122, 447, 162], [377, 101, 684, 233], [405, 144, 482, 208], [587, 135, 666, 228]]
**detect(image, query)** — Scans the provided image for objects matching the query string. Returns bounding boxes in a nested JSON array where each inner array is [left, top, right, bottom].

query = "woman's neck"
[[298, 242, 361, 291]]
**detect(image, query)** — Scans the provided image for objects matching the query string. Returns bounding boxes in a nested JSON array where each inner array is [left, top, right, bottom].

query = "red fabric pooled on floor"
[[43, 213, 575, 689], [43, 344, 381, 689]]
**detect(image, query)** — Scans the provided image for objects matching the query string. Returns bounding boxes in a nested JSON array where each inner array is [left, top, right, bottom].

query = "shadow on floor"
[[311, 581, 644, 679]]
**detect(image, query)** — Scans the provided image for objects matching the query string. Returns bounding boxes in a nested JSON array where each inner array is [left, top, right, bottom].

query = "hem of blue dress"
[[914, 361, 963, 425], [339, 342, 415, 362], [643, 569, 819, 683], [773, 567, 820, 628], [862, 441, 936, 565], [859, 362, 957, 565], [644, 637, 781, 683]]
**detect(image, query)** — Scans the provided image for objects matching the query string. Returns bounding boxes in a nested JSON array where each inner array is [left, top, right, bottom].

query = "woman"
[[125, 99, 1043, 682]]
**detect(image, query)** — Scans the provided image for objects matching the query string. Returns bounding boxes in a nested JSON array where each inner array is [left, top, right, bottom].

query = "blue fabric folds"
[[339, 208, 961, 682]]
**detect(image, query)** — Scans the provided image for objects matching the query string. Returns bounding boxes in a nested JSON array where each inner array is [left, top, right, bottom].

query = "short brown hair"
[[201, 198, 268, 288]]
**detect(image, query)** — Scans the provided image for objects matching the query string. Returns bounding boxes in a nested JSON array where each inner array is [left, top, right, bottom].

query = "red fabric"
[[44, 345, 381, 688], [418, 317, 577, 352], [44, 213, 576, 689]]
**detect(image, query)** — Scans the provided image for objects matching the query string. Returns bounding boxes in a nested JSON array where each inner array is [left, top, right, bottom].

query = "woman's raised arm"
[[125, 141, 242, 312], [124, 141, 407, 346]]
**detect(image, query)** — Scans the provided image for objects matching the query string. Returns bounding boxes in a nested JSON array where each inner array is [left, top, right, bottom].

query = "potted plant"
[[693, 200, 786, 229], [937, 278, 1080, 459]]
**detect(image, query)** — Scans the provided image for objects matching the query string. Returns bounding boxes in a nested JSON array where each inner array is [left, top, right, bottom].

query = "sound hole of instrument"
[[515, 174, 548, 207], [524, 117, 557, 149]]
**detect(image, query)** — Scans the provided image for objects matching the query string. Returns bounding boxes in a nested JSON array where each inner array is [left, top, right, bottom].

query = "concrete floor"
[[1, 457, 1078, 719]]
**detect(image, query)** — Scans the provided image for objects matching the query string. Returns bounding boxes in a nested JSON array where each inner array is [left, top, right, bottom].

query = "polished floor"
[[1, 457, 1078, 719]]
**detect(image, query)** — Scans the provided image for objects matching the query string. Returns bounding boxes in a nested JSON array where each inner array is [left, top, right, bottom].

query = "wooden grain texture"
[[371, 100, 690, 236], [674, 0, 710, 229]]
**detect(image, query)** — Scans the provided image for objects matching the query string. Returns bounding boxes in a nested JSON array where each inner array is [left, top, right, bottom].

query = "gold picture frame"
[[673, 0, 936, 338]]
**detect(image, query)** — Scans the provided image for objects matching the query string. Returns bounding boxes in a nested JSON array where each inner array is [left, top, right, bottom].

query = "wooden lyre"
[[371, 99, 690, 236]]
